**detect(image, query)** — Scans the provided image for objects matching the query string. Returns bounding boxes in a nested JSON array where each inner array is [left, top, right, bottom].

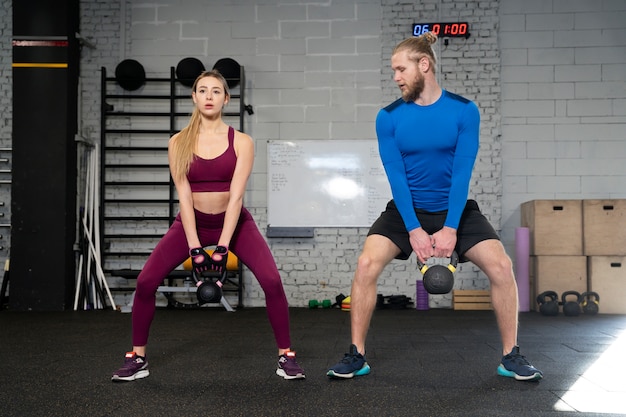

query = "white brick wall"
[[500, 0, 626, 256], [2, 0, 624, 308], [77, 0, 386, 308]]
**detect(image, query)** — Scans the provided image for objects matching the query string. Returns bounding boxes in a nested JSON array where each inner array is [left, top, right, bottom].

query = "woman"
[[112, 70, 305, 381]]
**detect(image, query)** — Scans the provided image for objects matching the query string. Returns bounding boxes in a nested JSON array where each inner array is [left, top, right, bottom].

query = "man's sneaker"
[[326, 344, 371, 379], [497, 346, 543, 381], [276, 350, 305, 380], [111, 352, 150, 382]]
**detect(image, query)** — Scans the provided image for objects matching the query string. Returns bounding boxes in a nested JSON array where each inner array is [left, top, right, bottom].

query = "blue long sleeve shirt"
[[375, 90, 480, 232]]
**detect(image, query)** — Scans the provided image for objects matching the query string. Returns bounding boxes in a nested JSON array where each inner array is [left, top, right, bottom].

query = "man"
[[326, 33, 543, 382]]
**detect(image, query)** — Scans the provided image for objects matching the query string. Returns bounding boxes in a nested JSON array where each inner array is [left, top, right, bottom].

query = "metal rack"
[[0, 147, 10, 309]]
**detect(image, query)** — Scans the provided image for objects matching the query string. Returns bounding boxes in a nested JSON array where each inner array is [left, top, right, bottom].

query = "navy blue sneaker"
[[497, 346, 543, 381], [327, 344, 371, 379]]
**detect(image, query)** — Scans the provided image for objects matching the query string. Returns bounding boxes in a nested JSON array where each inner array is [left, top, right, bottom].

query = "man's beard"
[[401, 73, 425, 102]]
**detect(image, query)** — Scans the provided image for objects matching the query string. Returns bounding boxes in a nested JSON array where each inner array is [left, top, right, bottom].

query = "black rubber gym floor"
[[1, 307, 625, 417]]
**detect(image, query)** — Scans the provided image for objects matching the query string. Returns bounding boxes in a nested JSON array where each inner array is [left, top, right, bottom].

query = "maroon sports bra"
[[187, 126, 237, 192]]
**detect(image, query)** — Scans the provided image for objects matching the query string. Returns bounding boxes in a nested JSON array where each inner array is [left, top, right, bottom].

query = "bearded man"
[[326, 33, 543, 382]]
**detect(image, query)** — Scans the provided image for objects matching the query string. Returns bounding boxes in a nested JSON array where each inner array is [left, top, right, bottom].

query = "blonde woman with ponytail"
[[112, 70, 305, 382]]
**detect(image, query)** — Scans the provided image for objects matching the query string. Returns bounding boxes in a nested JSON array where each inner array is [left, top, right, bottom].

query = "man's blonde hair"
[[392, 32, 438, 74]]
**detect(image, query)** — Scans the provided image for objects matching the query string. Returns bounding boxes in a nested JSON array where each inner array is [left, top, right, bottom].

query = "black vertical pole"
[[11, 0, 79, 311]]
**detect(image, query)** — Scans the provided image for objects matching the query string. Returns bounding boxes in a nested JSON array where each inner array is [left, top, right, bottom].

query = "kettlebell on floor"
[[580, 291, 600, 315], [536, 290, 559, 316], [561, 290, 582, 317]]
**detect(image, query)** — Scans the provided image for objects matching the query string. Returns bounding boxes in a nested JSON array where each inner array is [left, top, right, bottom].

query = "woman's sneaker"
[[111, 352, 150, 382], [327, 344, 371, 379], [276, 350, 305, 380], [497, 346, 543, 381]]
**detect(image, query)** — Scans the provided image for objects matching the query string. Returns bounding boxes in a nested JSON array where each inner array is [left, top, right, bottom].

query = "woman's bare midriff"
[[192, 191, 230, 214]]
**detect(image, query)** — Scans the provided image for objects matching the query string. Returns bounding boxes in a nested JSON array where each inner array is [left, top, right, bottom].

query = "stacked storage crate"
[[521, 200, 587, 312], [583, 200, 626, 314], [521, 199, 626, 314]]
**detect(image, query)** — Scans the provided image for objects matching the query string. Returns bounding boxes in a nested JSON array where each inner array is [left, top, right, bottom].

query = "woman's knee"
[[258, 270, 284, 294], [259, 277, 288, 308], [134, 273, 160, 301]]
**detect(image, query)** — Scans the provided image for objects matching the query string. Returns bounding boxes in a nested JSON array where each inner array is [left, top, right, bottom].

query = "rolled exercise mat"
[[515, 227, 530, 312], [416, 279, 429, 310]]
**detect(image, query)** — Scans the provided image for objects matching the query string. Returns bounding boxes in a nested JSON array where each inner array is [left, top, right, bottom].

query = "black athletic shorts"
[[367, 199, 500, 262]]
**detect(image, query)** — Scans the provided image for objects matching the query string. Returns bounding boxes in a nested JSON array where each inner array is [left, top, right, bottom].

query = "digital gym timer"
[[412, 22, 470, 38]]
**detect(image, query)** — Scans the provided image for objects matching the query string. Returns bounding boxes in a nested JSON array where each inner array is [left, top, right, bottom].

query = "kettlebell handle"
[[561, 290, 581, 303], [190, 256, 229, 286], [191, 269, 228, 286], [580, 291, 600, 302], [192, 267, 229, 305], [416, 251, 459, 274], [536, 290, 558, 305]]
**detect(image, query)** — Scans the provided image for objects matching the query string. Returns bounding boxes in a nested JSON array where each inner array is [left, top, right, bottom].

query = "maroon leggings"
[[132, 208, 291, 349]]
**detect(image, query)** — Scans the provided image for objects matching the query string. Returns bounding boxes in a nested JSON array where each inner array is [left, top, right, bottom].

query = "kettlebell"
[[561, 290, 582, 317], [418, 251, 459, 294], [536, 291, 559, 316], [580, 291, 600, 315], [192, 269, 227, 305]]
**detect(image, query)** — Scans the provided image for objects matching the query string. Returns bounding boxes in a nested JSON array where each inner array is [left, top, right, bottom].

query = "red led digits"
[[412, 22, 470, 38]]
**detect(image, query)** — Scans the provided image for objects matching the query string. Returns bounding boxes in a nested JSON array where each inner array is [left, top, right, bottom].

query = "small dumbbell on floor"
[[308, 299, 332, 309]]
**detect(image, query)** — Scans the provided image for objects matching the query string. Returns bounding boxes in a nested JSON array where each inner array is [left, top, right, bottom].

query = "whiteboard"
[[267, 140, 392, 228]]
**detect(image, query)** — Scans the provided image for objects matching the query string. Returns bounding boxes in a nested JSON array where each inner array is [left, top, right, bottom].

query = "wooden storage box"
[[453, 290, 492, 310], [529, 255, 587, 311], [521, 200, 583, 255], [588, 256, 626, 314], [583, 199, 626, 256]]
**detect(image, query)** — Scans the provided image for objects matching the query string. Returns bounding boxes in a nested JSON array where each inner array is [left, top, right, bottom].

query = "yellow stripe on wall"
[[12, 63, 68, 68]]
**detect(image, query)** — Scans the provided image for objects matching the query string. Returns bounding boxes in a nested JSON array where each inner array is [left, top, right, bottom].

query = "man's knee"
[[495, 252, 513, 273], [354, 252, 383, 285], [486, 255, 515, 287]]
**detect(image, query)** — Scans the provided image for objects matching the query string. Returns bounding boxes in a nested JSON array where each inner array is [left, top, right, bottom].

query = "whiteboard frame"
[[267, 139, 392, 228]]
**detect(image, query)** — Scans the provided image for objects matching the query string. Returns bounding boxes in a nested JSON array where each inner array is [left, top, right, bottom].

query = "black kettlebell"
[[580, 291, 600, 315], [418, 251, 459, 294], [192, 270, 227, 305], [562, 290, 582, 317], [536, 291, 559, 316], [196, 279, 223, 304]]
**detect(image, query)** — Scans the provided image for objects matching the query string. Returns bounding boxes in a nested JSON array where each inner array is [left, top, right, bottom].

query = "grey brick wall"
[[499, 0, 626, 251], [3, 0, 625, 309], [78, 0, 387, 308]]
